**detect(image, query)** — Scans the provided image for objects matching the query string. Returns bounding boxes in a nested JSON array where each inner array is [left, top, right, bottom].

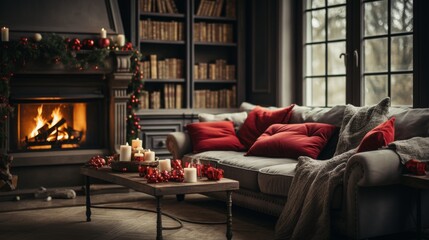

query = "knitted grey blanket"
[[274, 148, 357, 240], [388, 137, 429, 164]]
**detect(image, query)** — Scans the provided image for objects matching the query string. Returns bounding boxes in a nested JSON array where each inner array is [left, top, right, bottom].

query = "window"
[[303, 0, 413, 107]]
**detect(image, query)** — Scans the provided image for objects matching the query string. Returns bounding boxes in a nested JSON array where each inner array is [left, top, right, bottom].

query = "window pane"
[[364, 38, 388, 73], [307, 78, 326, 106], [364, 75, 388, 105], [327, 41, 346, 74], [306, 44, 326, 76], [306, 10, 326, 42], [328, 0, 346, 5], [306, 0, 325, 9], [328, 6, 346, 40], [391, 35, 413, 71], [391, 0, 413, 33], [364, 0, 388, 37], [327, 77, 346, 106], [391, 74, 413, 106]]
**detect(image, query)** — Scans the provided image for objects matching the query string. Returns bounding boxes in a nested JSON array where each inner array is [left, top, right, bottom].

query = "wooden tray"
[[111, 161, 140, 172]]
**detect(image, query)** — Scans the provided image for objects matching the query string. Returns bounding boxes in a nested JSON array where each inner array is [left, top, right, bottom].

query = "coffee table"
[[80, 167, 239, 240]]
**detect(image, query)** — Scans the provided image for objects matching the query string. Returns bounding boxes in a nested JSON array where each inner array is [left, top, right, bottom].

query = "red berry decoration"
[[82, 39, 95, 50], [123, 42, 133, 51], [70, 38, 81, 51], [98, 38, 110, 48], [19, 37, 29, 45], [86, 155, 106, 169], [205, 166, 224, 181]]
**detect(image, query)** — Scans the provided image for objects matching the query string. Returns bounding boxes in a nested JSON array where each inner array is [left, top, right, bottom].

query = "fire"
[[29, 104, 69, 141]]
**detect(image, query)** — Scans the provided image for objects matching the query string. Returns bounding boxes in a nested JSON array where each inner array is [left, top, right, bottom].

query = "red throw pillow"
[[186, 121, 245, 153], [246, 123, 337, 159], [237, 105, 295, 149], [357, 117, 395, 153]]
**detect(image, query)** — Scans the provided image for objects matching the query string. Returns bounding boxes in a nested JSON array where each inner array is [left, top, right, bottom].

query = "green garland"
[[126, 51, 143, 143], [0, 33, 140, 152]]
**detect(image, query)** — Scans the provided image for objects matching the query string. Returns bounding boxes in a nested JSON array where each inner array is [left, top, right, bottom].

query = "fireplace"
[[12, 100, 103, 151], [6, 67, 131, 189]]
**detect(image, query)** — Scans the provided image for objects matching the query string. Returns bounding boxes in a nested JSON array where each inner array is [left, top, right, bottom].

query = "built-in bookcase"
[[136, 0, 243, 110]]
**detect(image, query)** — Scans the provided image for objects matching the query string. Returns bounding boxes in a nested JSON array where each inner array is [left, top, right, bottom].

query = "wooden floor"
[[0, 192, 277, 240]]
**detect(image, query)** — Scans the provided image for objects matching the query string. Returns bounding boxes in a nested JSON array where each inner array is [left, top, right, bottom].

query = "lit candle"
[[134, 150, 144, 161], [117, 34, 125, 47], [184, 168, 197, 183], [100, 28, 107, 38], [132, 138, 142, 149], [158, 159, 171, 172], [119, 142, 132, 161], [1, 27, 9, 42], [143, 149, 155, 161]]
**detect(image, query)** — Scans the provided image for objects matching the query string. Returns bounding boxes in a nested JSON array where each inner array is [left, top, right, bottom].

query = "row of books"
[[140, 84, 183, 109], [140, 0, 179, 14], [196, 0, 236, 17], [194, 60, 236, 80], [140, 55, 184, 79], [194, 22, 233, 43], [139, 20, 184, 41], [194, 86, 237, 108]]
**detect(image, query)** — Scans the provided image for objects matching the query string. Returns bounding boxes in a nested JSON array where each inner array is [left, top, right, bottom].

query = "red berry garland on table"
[[85, 155, 106, 169]]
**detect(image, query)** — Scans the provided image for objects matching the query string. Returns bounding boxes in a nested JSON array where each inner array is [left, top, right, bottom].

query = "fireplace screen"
[[11, 101, 104, 151]]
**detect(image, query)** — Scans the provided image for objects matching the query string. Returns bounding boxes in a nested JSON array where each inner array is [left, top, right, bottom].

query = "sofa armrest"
[[166, 132, 192, 159], [343, 149, 403, 238], [345, 149, 402, 187]]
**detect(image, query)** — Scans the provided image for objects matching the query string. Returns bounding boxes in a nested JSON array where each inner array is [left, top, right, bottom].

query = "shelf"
[[140, 39, 186, 45], [140, 12, 185, 19], [194, 42, 237, 47], [194, 79, 237, 83], [143, 78, 186, 83], [194, 15, 237, 22]]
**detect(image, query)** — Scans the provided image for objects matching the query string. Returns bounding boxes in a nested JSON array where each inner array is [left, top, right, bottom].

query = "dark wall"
[[245, 0, 297, 107]]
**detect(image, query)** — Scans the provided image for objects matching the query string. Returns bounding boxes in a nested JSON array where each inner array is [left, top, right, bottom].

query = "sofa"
[[166, 102, 429, 239]]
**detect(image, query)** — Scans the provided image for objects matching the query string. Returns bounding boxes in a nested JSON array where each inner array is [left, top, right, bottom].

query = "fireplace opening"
[[10, 99, 105, 152]]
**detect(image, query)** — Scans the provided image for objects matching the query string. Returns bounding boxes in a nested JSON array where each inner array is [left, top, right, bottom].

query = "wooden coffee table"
[[80, 167, 239, 240]]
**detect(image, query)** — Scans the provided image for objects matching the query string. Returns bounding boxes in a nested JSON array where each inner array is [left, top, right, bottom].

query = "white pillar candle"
[[132, 138, 142, 149], [158, 159, 171, 172], [1, 27, 9, 42], [117, 34, 125, 47], [119, 142, 132, 161], [143, 149, 155, 161], [184, 168, 197, 183], [100, 28, 107, 38]]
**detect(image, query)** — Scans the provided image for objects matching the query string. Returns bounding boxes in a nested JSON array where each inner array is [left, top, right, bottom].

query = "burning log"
[[34, 118, 66, 142]]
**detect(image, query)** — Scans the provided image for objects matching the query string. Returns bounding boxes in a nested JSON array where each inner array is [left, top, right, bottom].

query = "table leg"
[[85, 176, 91, 222], [417, 189, 421, 240], [226, 191, 233, 240], [156, 196, 163, 240]]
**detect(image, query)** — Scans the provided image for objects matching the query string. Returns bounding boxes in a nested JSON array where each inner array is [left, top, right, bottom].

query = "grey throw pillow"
[[334, 97, 391, 156], [198, 112, 248, 130]]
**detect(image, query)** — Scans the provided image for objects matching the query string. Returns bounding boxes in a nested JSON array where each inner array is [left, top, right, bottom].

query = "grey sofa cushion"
[[183, 151, 291, 191], [389, 107, 429, 140], [198, 112, 248, 130], [258, 163, 297, 197], [289, 105, 347, 127]]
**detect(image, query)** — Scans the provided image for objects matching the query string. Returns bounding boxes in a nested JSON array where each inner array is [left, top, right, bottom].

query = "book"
[[150, 54, 158, 79], [175, 84, 182, 109]]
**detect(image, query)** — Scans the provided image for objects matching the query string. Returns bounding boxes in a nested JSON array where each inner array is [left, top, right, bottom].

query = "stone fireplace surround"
[[7, 52, 132, 189]]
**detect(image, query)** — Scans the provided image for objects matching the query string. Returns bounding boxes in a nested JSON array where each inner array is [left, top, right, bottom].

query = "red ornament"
[[205, 166, 224, 180], [98, 38, 110, 48], [82, 39, 95, 50], [19, 37, 29, 45], [123, 42, 133, 51], [70, 38, 81, 51], [85, 155, 106, 169]]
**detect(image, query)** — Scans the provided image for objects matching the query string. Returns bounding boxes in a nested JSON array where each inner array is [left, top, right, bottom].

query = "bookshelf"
[[134, 0, 244, 156]]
